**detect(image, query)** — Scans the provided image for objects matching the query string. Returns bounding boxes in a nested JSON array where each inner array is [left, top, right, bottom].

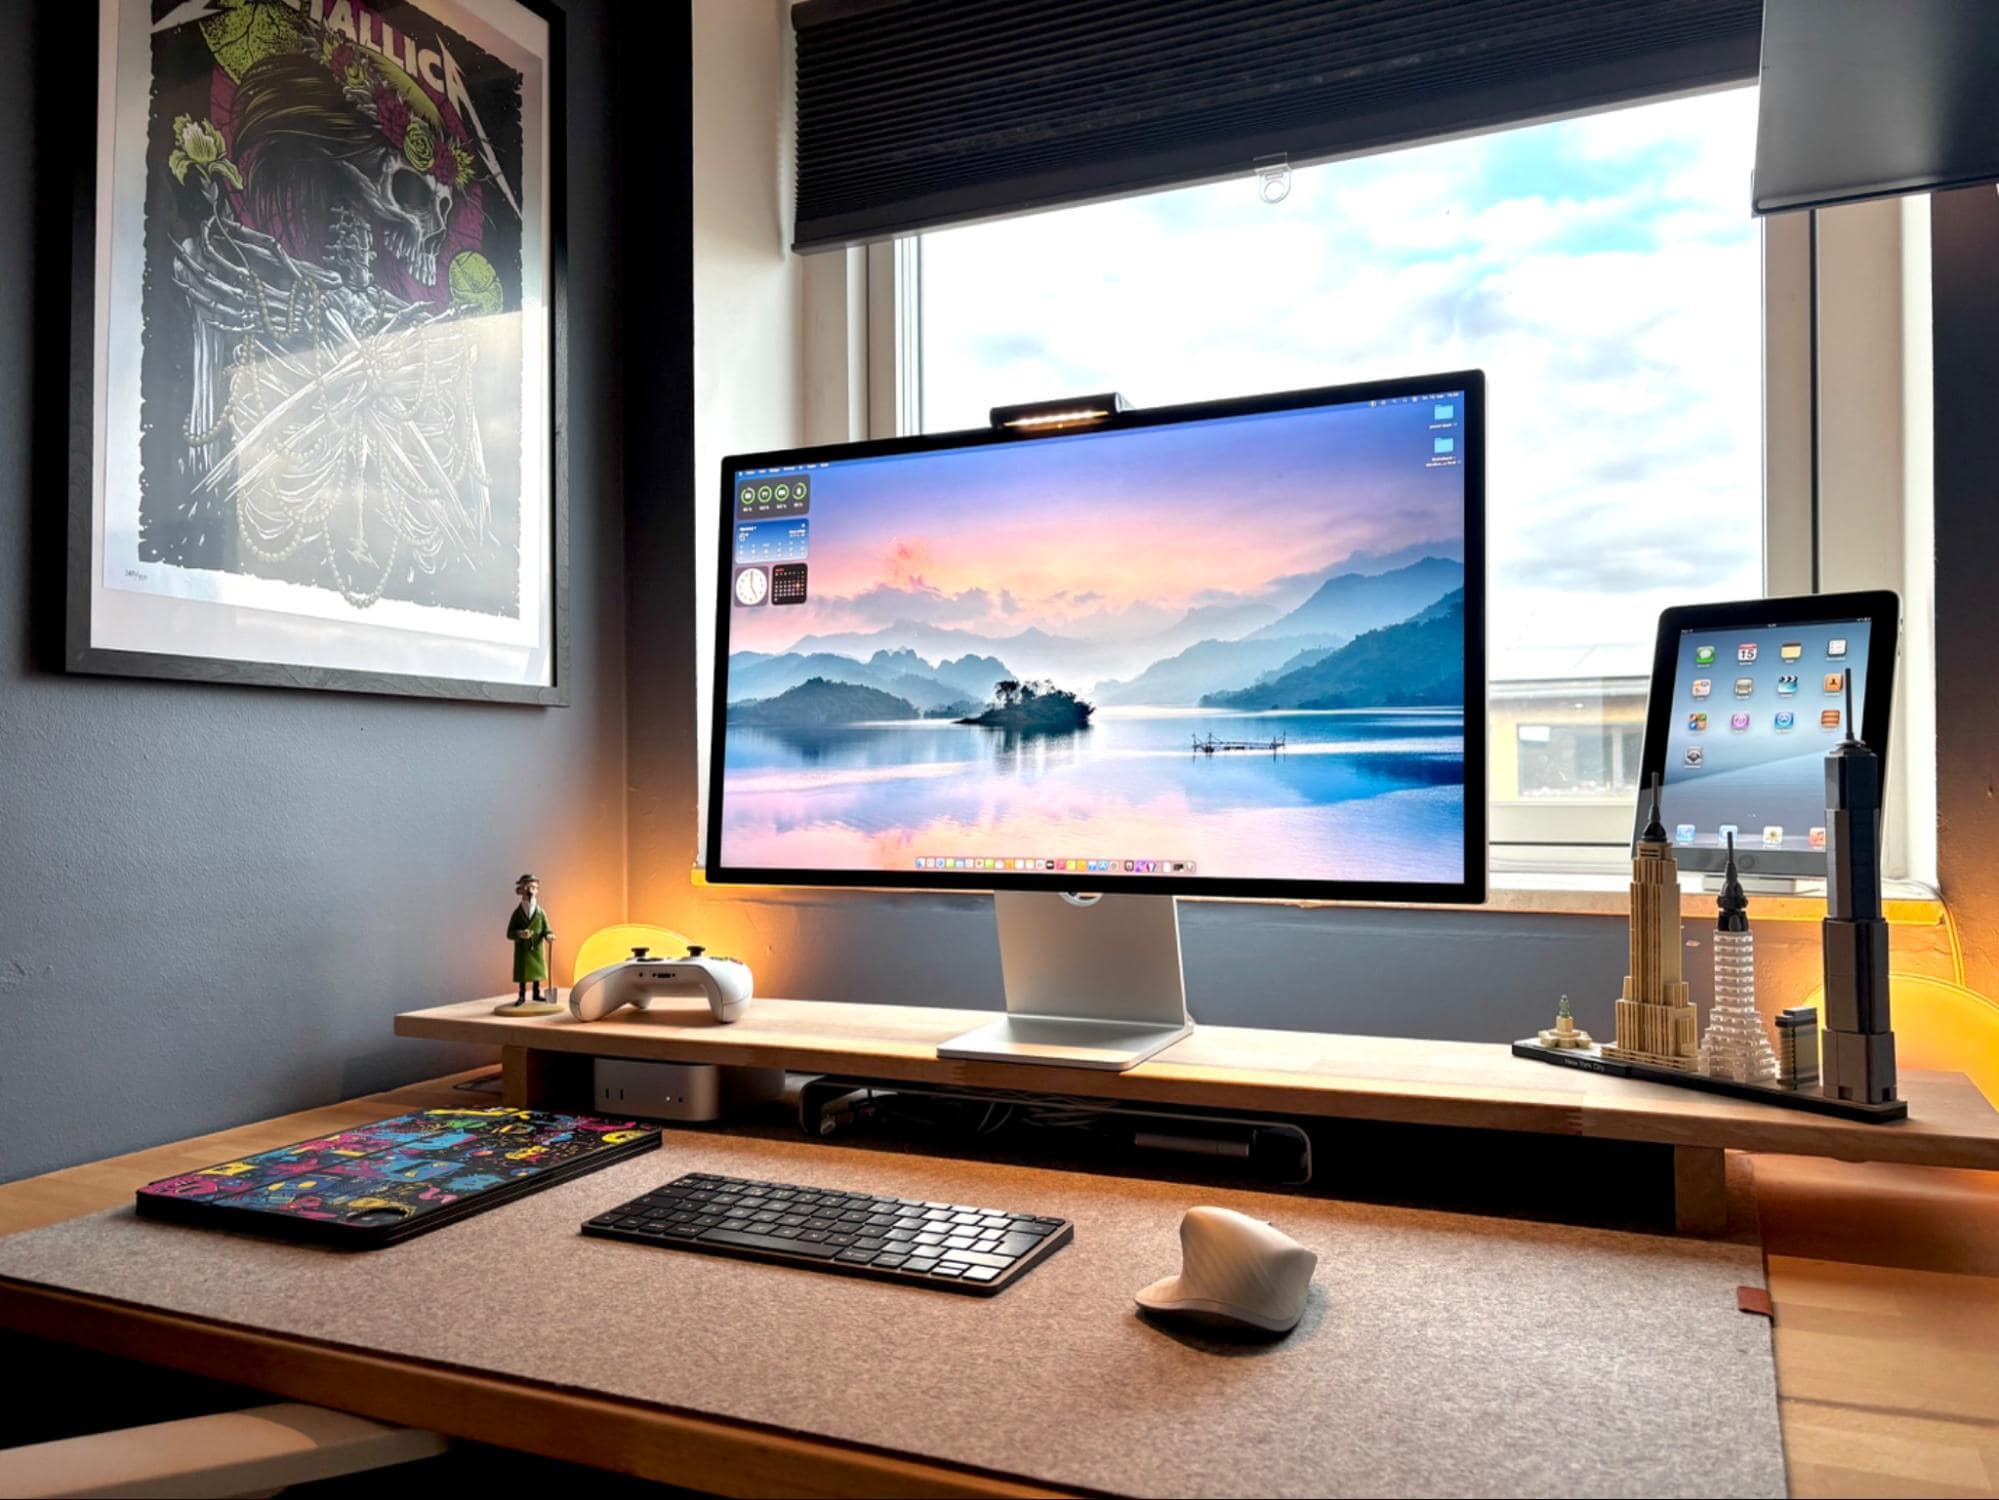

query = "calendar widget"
[[770, 563, 808, 606]]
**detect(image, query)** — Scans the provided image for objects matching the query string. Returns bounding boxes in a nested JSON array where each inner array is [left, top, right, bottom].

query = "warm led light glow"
[[571, 923, 690, 984], [1883, 897, 1948, 926], [1003, 408, 1111, 429], [1732, 894, 1944, 925], [1797, 972, 1999, 1106]]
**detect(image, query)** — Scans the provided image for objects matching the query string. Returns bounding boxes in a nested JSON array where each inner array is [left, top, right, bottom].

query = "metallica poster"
[[74, 0, 560, 701]]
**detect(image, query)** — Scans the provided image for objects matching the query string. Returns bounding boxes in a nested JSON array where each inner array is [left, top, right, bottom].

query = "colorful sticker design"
[[138, 1108, 659, 1232]]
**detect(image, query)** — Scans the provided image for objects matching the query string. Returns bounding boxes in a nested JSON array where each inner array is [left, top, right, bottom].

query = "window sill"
[[1477, 871, 1942, 924]]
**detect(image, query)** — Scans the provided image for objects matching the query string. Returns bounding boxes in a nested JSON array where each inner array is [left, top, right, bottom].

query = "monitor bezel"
[[1636, 590, 1900, 877], [705, 369, 1488, 905]]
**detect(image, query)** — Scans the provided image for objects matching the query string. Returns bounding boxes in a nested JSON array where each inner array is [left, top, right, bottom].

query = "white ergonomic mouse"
[[1135, 1205, 1318, 1334]]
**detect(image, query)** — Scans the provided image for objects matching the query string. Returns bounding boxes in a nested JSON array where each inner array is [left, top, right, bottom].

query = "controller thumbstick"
[[630, 946, 650, 960], [686, 944, 706, 958]]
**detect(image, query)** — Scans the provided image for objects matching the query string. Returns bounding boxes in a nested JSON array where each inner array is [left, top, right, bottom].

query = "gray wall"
[[0, 0, 635, 1183]]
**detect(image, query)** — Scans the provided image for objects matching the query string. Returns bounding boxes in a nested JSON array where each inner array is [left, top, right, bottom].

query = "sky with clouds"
[[919, 87, 1765, 681]]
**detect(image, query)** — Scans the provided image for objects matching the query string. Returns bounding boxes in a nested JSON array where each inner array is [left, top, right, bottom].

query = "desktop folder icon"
[[1433, 436, 1455, 455]]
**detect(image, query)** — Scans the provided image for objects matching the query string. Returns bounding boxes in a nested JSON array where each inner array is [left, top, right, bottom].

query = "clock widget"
[[733, 565, 770, 607]]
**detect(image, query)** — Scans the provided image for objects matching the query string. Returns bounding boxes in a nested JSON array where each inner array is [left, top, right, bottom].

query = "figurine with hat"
[[496, 872, 560, 1016]]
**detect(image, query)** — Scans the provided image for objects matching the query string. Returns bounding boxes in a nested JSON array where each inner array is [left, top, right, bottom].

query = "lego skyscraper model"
[[1700, 832, 1779, 1084], [1604, 774, 1699, 1071], [1515, 724, 1906, 1119], [1821, 671, 1897, 1103]]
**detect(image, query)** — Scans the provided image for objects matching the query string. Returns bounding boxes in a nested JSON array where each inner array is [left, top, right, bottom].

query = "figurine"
[[1820, 671, 1897, 1103], [1699, 832, 1778, 1084], [495, 873, 560, 1016], [1603, 774, 1699, 1071], [1538, 994, 1594, 1050]]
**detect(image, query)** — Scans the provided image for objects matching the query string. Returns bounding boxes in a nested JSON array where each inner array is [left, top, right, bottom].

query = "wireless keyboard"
[[583, 1171, 1072, 1294]]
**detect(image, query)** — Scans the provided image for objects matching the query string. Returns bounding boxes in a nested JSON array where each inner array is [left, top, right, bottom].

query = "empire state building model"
[[1603, 774, 1699, 1071]]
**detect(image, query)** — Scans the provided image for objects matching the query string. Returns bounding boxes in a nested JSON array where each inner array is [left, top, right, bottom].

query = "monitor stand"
[[935, 892, 1193, 1072]]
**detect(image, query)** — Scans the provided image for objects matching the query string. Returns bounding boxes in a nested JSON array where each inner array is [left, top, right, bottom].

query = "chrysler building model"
[[1699, 832, 1779, 1084]]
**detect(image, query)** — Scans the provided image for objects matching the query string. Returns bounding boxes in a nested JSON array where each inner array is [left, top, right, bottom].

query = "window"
[[911, 87, 1769, 867]]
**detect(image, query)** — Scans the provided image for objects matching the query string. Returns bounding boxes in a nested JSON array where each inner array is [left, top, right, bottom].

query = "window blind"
[[792, 0, 1762, 251]]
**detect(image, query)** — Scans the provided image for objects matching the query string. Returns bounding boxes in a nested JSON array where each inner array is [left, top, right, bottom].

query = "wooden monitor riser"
[[395, 997, 1999, 1236]]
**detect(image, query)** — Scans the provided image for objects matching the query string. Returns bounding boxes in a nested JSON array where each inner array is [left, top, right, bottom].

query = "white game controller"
[[567, 946, 754, 1025]]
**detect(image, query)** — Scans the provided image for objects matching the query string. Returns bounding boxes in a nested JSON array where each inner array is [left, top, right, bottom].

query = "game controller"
[[567, 946, 754, 1025]]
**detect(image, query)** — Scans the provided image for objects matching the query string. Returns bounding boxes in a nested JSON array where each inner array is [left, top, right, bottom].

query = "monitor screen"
[[709, 375, 1485, 900], [1657, 616, 1874, 858]]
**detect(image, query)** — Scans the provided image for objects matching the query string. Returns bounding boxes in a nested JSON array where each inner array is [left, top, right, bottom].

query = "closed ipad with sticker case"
[[137, 1107, 662, 1248]]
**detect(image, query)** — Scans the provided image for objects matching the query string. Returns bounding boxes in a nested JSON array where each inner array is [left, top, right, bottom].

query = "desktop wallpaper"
[[717, 396, 1471, 884]]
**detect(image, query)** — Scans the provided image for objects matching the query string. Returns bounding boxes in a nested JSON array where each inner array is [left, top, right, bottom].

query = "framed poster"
[[68, 0, 565, 703]]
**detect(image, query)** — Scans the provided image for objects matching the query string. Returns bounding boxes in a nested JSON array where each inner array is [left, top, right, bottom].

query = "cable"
[[1941, 898, 1969, 987]]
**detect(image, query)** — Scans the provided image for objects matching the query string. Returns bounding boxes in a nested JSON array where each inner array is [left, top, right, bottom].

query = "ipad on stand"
[[1637, 591, 1898, 883]]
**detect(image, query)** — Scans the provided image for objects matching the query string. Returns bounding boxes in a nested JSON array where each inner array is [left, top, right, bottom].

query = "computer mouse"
[[1135, 1205, 1317, 1334]]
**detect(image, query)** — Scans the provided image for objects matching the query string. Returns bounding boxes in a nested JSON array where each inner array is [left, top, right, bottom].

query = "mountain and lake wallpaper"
[[718, 400, 1470, 883]]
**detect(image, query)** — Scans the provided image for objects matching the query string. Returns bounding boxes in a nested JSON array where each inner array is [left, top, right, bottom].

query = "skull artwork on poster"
[[135, 2, 528, 619]]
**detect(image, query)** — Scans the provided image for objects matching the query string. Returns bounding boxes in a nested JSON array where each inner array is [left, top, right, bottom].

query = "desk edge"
[[0, 1277, 1078, 1500]]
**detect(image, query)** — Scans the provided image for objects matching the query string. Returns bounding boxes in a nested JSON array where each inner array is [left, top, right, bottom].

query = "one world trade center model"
[[1820, 671, 1897, 1104]]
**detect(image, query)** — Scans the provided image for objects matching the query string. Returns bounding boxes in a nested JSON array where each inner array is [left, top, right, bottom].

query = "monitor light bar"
[[1008, 408, 1109, 429], [990, 392, 1133, 433]]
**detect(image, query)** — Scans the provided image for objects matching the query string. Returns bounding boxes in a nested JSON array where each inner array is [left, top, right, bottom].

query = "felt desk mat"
[[0, 1132, 1783, 1498]]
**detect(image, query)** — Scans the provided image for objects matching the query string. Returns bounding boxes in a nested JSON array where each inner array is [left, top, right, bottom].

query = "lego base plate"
[[1513, 1039, 1908, 1122]]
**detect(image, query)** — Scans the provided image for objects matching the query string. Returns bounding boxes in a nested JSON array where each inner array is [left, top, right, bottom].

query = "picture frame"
[[66, 0, 567, 704]]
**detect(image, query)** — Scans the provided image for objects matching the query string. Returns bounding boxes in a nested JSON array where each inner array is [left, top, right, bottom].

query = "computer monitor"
[[709, 372, 1486, 1067]]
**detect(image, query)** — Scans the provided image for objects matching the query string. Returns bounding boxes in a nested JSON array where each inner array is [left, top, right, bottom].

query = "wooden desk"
[[1, 1072, 1996, 1496], [0, 1073, 1057, 1499], [1754, 1155, 1999, 1497], [397, 997, 1999, 1235]]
